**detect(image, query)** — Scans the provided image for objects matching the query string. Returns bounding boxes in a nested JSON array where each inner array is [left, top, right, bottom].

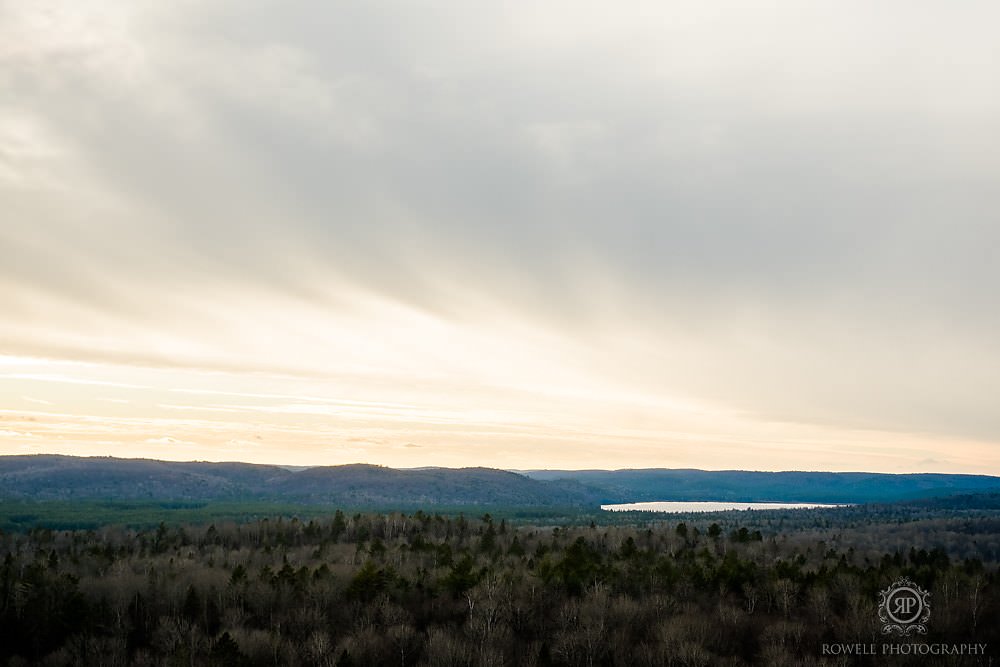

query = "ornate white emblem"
[[878, 577, 930, 636]]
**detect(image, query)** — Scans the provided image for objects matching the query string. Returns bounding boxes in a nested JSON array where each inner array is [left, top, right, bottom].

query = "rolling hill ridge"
[[3, 455, 1000, 507]]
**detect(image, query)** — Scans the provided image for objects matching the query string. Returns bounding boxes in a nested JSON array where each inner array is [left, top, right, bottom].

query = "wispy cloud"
[[144, 436, 198, 447], [0, 429, 34, 438], [21, 396, 52, 405]]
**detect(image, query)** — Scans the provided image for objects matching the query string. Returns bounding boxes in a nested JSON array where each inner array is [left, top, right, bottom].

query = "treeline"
[[0, 500, 591, 535], [1, 512, 997, 666], [6, 492, 1000, 537]]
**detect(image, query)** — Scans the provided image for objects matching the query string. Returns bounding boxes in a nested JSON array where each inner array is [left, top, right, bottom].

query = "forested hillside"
[[0, 456, 600, 507], [5, 456, 1000, 508], [525, 469, 1000, 503]]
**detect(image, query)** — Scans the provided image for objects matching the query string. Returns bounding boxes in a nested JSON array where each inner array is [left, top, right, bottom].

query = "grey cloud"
[[2, 1, 999, 441]]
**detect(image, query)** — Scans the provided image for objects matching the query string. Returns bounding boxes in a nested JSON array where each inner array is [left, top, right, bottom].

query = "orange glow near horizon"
[[2, 353, 997, 475]]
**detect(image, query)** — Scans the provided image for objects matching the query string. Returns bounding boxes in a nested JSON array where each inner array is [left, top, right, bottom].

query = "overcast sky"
[[2, 1, 999, 472]]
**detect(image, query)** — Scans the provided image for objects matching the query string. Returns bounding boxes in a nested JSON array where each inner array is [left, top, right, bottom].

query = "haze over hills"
[[4, 455, 1000, 507]]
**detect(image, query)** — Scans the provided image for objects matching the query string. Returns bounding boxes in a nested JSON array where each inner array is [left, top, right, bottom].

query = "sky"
[[2, 1, 999, 473]]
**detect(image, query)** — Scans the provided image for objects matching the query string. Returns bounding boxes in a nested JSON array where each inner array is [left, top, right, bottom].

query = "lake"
[[601, 501, 844, 513]]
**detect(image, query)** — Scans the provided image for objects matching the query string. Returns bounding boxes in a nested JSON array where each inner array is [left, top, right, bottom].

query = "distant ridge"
[[0, 455, 599, 506], [2, 455, 999, 506], [522, 468, 1000, 504]]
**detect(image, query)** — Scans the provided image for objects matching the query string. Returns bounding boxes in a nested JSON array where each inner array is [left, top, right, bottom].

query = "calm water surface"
[[602, 501, 844, 513]]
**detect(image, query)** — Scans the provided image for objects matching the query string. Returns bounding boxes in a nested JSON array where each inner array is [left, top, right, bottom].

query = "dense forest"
[[1, 508, 997, 666]]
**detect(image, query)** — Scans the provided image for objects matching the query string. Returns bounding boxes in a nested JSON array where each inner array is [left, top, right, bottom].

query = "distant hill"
[[522, 468, 1000, 504], [0, 455, 290, 500], [3, 456, 1000, 507], [0, 455, 599, 507]]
